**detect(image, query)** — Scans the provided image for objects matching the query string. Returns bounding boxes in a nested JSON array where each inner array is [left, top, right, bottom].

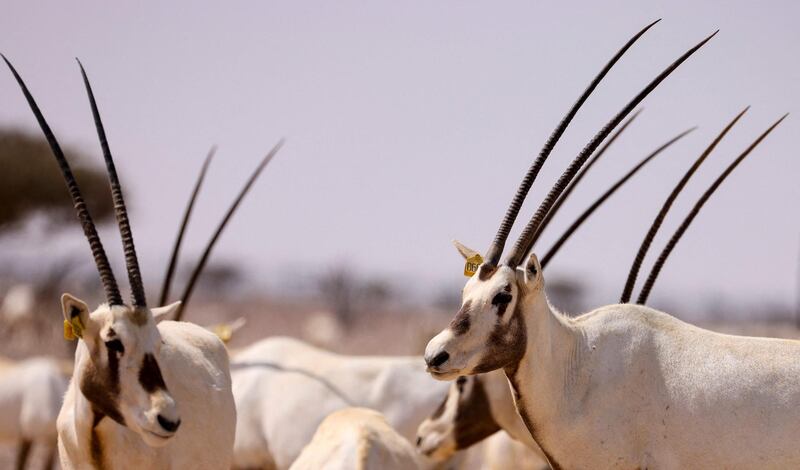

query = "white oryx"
[[416, 115, 695, 466], [416, 370, 547, 469], [231, 336, 452, 470], [289, 408, 431, 470], [3, 56, 240, 469], [424, 21, 792, 469], [0, 357, 69, 470]]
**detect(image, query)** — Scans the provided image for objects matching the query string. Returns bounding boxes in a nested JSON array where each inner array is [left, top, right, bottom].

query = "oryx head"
[[4, 56, 182, 446], [62, 295, 182, 446], [424, 20, 717, 378], [416, 375, 500, 461]]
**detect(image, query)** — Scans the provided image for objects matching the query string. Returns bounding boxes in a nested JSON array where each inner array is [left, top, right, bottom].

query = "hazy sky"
[[1, 1, 798, 312]]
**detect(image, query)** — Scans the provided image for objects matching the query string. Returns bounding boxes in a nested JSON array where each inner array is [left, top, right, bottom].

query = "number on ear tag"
[[464, 253, 483, 277]]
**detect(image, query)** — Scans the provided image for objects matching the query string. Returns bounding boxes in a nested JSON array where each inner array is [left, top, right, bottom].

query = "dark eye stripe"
[[492, 292, 512, 306], [139, 354, 168, 393], [105, 339, 124, 355]]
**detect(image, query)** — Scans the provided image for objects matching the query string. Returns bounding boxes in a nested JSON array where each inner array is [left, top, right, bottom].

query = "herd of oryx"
[[0, 19, 795, 470]]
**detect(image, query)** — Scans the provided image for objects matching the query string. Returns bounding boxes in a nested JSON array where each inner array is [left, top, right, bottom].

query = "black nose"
[[428, 351, 450, 368], [157, 415, 181, 433]]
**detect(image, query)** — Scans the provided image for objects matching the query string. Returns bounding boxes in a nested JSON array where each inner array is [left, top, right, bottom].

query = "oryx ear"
[[452, 240, 479, 260], [151, 301, 182, 324], [61, 293, 90, 340], [518, 253, 543, 287]]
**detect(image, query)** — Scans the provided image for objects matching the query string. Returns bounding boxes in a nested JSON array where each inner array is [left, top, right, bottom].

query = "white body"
[[231, 336, 450, 470], [290, 407, 430, 470], [480, 431, 545, 470], [513, 300, 800, 469], [0, 357, 67, 457], [57, 320, 236, 469]]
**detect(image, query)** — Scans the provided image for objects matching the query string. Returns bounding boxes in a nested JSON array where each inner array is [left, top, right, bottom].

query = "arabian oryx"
[[289, 408, 432, 470], [0, 357, 69, 470], [416, 121, 744, 467], [230, 337, 453, 470], [416, 119, 695, 465], [2, 56, 250, 469], [423, 19, 792, 469]]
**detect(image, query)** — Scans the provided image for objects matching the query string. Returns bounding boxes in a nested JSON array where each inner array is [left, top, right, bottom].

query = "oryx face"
[[416, 375, 500, 460], [64, 294, 182, 447], [425, 244, 542, 380]]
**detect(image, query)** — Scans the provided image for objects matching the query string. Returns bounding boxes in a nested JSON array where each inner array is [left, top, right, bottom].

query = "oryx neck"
[[503, 289, 583, 467]]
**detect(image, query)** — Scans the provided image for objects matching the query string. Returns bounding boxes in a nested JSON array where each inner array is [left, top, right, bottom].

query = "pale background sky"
[[0, 1, 798, 313]]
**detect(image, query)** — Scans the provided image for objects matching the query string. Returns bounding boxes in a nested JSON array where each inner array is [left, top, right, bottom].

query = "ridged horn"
[[619, 106, 748, 303], [2, 55, 123, 305], [505, 30, 718, 268], [159, 147, 216, 306], [530, 109, 641, 248], [78, 59, 147, 307], [636, 114, 787, 304], [541, 127, 695, 269], [482, 19, 661, 267], [174, 140, 284, 321]]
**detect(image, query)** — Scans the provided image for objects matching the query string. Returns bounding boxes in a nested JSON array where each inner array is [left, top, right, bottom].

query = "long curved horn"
[[541, 127, 695, 269], [619, 106, 748, 303], [2, 55, 123, 305], [505, 30, 718, 268], [482, 19, 661, 267], [636, 114, 787, 305], [78, 60, 147, 307], [159, 148, 216, 306], [174, 140, 284, 321], [530, 109, 641, 248]]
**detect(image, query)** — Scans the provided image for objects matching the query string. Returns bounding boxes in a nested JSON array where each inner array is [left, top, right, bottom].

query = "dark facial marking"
[[453, 376, 501, 449], [473, 303, 527, 374], [139, 354, 167, 393], [130, 308, 149, 326], [105, 339, 124, 355], [80, 343, 125, 426], [455, 376, 467, 392], [477, 264, 497, 281], [450, 301, 472, 336]]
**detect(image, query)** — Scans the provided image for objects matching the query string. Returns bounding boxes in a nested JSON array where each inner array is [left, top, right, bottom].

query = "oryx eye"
[[105, 339, 125, 355], [491, 292, 512, 306]]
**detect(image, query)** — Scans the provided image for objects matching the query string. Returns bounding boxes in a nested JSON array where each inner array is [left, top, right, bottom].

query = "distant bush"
[[0, 129, 114, 234]]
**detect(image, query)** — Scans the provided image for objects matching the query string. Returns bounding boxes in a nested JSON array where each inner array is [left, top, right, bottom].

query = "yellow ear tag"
[[64, 319, 83, 341], [211, 324, 233, 343], [464, 253, 483, 277]]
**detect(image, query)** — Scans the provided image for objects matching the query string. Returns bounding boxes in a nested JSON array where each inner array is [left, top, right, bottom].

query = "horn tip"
[[1, 53, 14, 69]]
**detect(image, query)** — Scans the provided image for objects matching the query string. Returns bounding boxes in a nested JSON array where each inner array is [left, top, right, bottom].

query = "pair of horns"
[[4, 56, 145, 307], [482, 19, 718, 270], [623, 108, 787, 304], [159, 140, 283, 321]]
